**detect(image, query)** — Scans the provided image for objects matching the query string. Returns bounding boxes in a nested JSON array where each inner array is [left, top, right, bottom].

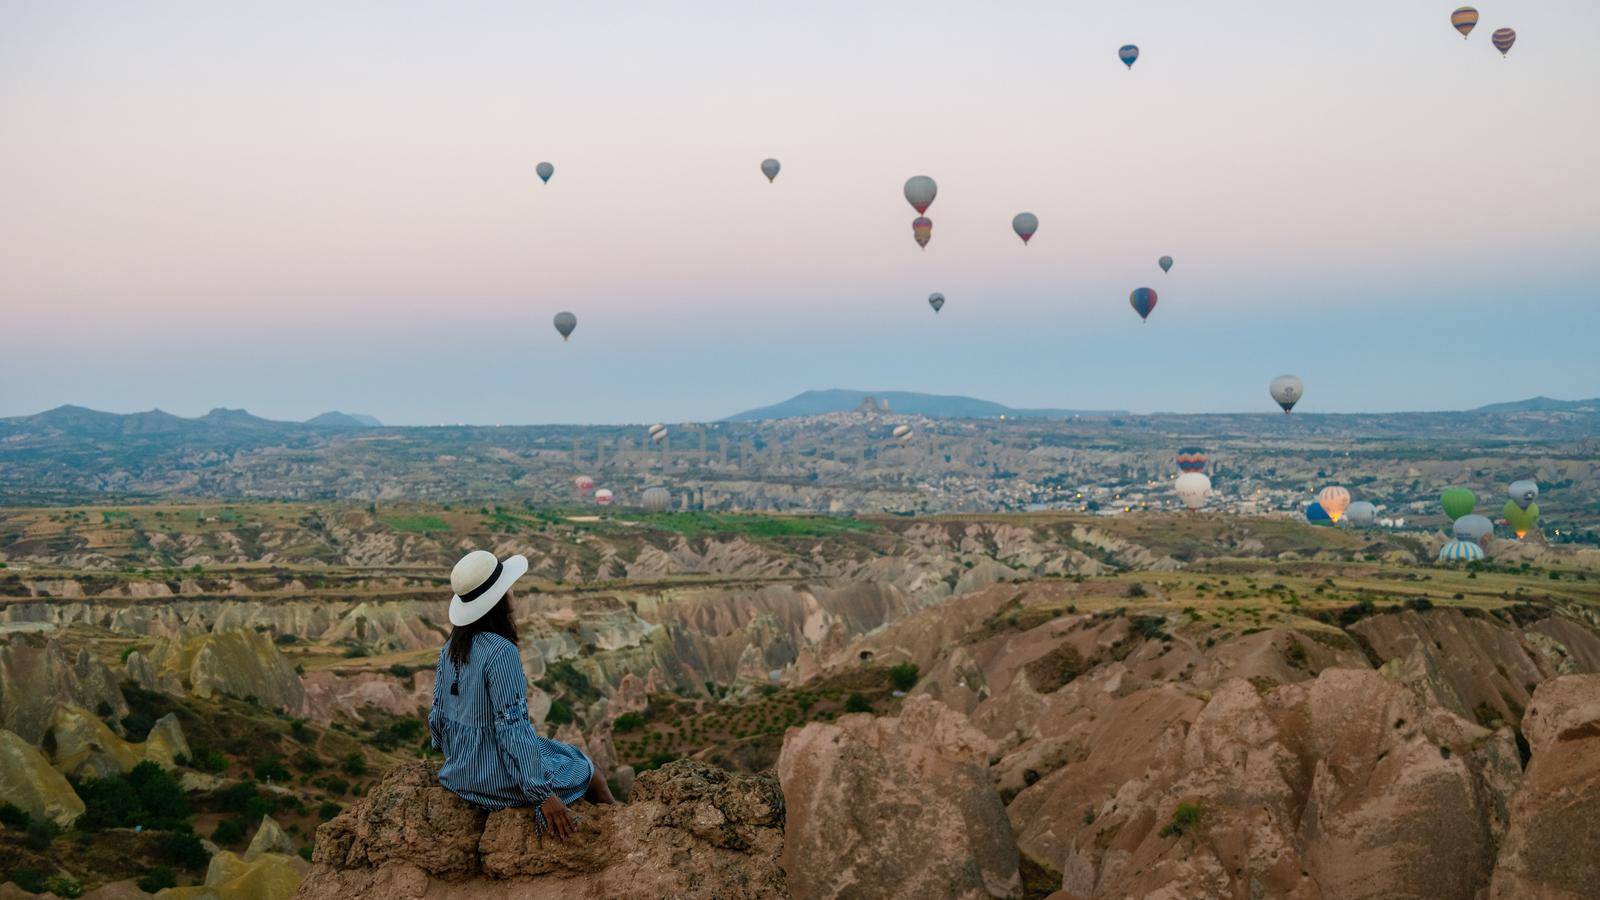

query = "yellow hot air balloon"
[[1451, 7, 1479, 38], [1317, 486, 1351, 523]]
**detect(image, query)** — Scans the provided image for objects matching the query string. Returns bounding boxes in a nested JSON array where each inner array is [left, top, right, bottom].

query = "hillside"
[[723, 389, 1122, 421], [1474, 396, 1600, 413]]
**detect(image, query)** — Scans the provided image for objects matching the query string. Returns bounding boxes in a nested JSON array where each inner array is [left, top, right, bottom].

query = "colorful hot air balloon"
[[1305, 502, 1332, 526], [1158, 255, 1173, 273], [1175, 472, 1211, 510], [761, 158, 780, 182], [904, 176, 937, 214], [891, 424, 912, 443], [928, 292, 945, 313], [642, 486, 671, 512], [1453, 514, 1494, 545], [1175, 447, 1207, 473], [912, 216, 933, 249], [1451, 7, 1479, 38], [594, 488, 613, 506], [1508, 480, 1538, 510], [1345, 501, 1377, 526], [574, 475, 595, 494], [553, 312, 577, 341], [1441, 488, 1476, 521], [1503, 500, 1539, 539], [648, 423, 668, 444], [536, 161, 554, 184], [1012, 213, 1038, 245], [1491, 27, 1515, 56], [1129, 287, 1157, 322], [1317, 486, 1352, 523], [1269, 375, 1303, 414], [1439, 539, 1485, 563], [1119, 45, 1140, 68]]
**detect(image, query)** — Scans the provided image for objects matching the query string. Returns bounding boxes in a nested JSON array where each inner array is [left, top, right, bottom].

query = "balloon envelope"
[[928, 292, 945, 313], [891, 424, 912, 442], [1269, 375, 1304, 413], [904, 176, 937, 214], [574, 475, 594, 494], [761, 158, 780, 182], [1175, 472, 1211, 510], [553, 312, 577, 340], [648, 423, 665, 436], [1317, 486, 1352, 523], [1158, 255, 1173, 273], [1508, 480, 1538, 510], [1345, 501, 1377, 526], [912, 216, 932, 249], [1129, 287, 1157, 321], [594, 489, 613, 506], [1503, 501, 1540, 539], [1175, 447, 1207, 473], [1440, 488, 1476, 521], [1012, 213, 1038, 245], [642, 486, 671, 512], [1451, 7, 1478, 37], [1306, 502, 1332, 526], [1453, 514, 1493, 544], [1439, 539, 1485, 563], [1491, 27, 1515, 55], [1119, 44, 1139, 68], [536, 161, 554, 184]]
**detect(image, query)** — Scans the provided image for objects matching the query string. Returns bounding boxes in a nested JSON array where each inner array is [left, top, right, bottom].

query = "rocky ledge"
[[295, 759, 785, 900]]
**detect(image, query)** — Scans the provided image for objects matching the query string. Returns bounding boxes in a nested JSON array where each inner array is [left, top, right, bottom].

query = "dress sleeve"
[[485, 641, 557, 815], [427, 648, 446, 752]]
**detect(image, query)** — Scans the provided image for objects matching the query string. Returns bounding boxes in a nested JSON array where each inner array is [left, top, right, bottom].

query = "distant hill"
[[724, 389, 1123, 421], [306, 411, 383, 428], [1473, 396, 1600, 413]]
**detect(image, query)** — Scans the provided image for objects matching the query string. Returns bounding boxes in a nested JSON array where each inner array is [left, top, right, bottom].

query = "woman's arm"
[[427, 647, 446, 752], [485, 640, 561, 828]]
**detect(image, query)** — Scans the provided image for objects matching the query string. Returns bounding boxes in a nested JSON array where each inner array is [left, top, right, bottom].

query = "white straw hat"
[[448, 550, 529, 627]]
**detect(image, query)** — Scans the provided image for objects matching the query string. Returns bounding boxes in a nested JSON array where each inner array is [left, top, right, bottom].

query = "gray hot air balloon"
[[1159, 255, 1173, 273], [1453, 514, 1494, 544], [904, 176, 937, 214], [1344, 501, 1377, 526], [553, 312, 577, 341], [761, 158, 780, 183], [1011, 212, 1038, 245], [1508, 480, 1538, 510], [536, 162, 554, 184], [1269, 375, 1304, 414], [642, 486, 671, 512], [928, 292, 945, 313]]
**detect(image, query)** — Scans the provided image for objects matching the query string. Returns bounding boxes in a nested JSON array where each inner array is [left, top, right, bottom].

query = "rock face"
[[44, 705, 190, 778], [0, 634, 127, 743], [149, 627, 307, 714], [0, 727, 85, 826], [297, 759, 785, 899], [1490, 674, 1600, 899], [778, 695, 1021, 900]]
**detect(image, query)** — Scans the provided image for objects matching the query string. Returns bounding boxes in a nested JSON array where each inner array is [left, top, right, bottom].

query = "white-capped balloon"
[[1270, 375, 1304, 414], [1175, 472, 1211, 510], [1508, 480, 1538, 510]]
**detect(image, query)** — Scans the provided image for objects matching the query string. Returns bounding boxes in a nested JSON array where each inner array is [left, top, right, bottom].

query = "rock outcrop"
[[148, 628, 307, 714], [0, 727, 85, 827], [778, 695, 1021, 900], [0, 634, 126, 743], [44, 705, 190, 778], [297, 759, 785, 899]]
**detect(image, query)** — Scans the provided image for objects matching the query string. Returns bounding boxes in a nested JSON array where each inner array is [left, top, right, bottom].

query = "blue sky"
[[2, 1, 1597, 424]]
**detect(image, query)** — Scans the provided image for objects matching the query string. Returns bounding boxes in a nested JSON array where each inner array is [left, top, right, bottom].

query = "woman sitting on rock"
[[429, 550, 615, 839]]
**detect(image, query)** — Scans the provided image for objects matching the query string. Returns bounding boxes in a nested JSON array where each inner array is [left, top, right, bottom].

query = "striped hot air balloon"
[[1317, 486, 1351, 523], [642, 486, 671, 512], [1450, 7, 1478, 38], [1175, 447, 1207, 473], [574, 475, 594, 494], [1439, 539, 1485, 563], [1129, 287, 1157, 322], [912, 216, 932, 249], [891, 424, 913, 443], [1491, 27, 1516, 56], [594, 488, 614, 506]]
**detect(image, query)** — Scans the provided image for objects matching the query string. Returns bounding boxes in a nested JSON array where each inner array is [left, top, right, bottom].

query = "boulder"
[[161, 849, 304, 900], [777, 694, 1021, 900], [43, 705, 191, 778], [0, 726, 85, 827], [247, 814, 298, 860]]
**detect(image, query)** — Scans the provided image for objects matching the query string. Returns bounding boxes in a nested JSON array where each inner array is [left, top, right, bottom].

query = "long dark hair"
[[447, 590, 519, 670]]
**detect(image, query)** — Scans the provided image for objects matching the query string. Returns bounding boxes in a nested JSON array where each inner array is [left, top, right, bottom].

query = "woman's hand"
[[541, 795, 576, 840]]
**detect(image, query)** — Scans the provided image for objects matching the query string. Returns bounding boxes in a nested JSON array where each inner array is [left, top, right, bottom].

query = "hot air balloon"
[[928, 292, 945, 313], [912, 216, 933, 249], [891, 424, 913, 443], [904, 176, 937, 214], [648, 423, 668, 444], [1129, 287, 1157, 322], [1305, 502, 1332, 526], [536, 161, 554, 184], [1508, 480, 1538, 510], [1159, 255, 1173, 273], [1012, 213, 1038, 245], [1175, 472, 1211, 510], [1175, 447, 1207, 473], [1345, 501, 1377, 526], [1491, 27, 1515, 56], [642, 486, 671, 512], [1453, 514, 1494, 545], [1451, 7, 1478, 38], [1439, 539, 1485, 563], [574, 475, 595, 494], [1440, 488, 1476, 521], [761, 158, 780, 182], [1119, 45, 1140, 68], [594, 488, 614, 506], [553, 312, 577, 341], [1269, 375, 1304, 414], [1317, 486, 1351, 523], [1503, 501, 1540, 539], [648, 423, 665, 436]]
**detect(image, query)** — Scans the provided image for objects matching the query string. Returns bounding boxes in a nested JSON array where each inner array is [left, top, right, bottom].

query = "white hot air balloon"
[[651, 428, 668, 444], [903, 176, 937, 214], [594, 488, 614, 506], [1344, 501, 1377, 526], [761, 158, 780, 182], [1453, 514, 1494, 545], [1270, 375, 1304, 414], [1175, 472, 1211, 510], [891, 424, 912, 443], [1507, 480, 1538, 510], [574, 475, 595, 494], [642, 486, 671, 512]]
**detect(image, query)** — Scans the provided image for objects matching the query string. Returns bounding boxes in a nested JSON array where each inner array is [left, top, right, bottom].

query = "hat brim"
[[448, 554, 529, 627]]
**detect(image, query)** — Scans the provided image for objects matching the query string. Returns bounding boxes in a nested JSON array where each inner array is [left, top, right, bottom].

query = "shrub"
[[163, 829, 211, 869], [25, 818, 57, 851], [0, 801, 30, 830], [75, 761, 189, 831], [289, 719, 312, 742], [1159, 803, 1203, 838], [613, 712, 645, 733], [843, 694, 873, 714], [388, 663, 415, 677], [252, 754, 290, 782], [211, 817, 247, 846], [318, 801, 341, 821], [1126, 582, 1149, 598], [341, 753, 367, 777], [1408, 597, 1435, 611], [45, 877, 84, 898], [137, 867, 178, 893], [888, 663, 919, 692], [193, 749, 229, 773], [545, 699, 574, 726], [9, 871, 47, 894]]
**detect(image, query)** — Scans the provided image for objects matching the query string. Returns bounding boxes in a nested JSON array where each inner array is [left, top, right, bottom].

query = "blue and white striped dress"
[[428, 633, 593, 829]]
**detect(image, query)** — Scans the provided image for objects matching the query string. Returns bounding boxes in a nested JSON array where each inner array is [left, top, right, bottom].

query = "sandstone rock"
[[0, 633, 127, 743], [149, 628, 306, 714], [297, 759, 784, 899], [0, 726, 85, 826], [160, 849, 304, 900], [43, 705, 191, 778], [778, 694, 1021, 899], [247, 814, 298, 859]]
